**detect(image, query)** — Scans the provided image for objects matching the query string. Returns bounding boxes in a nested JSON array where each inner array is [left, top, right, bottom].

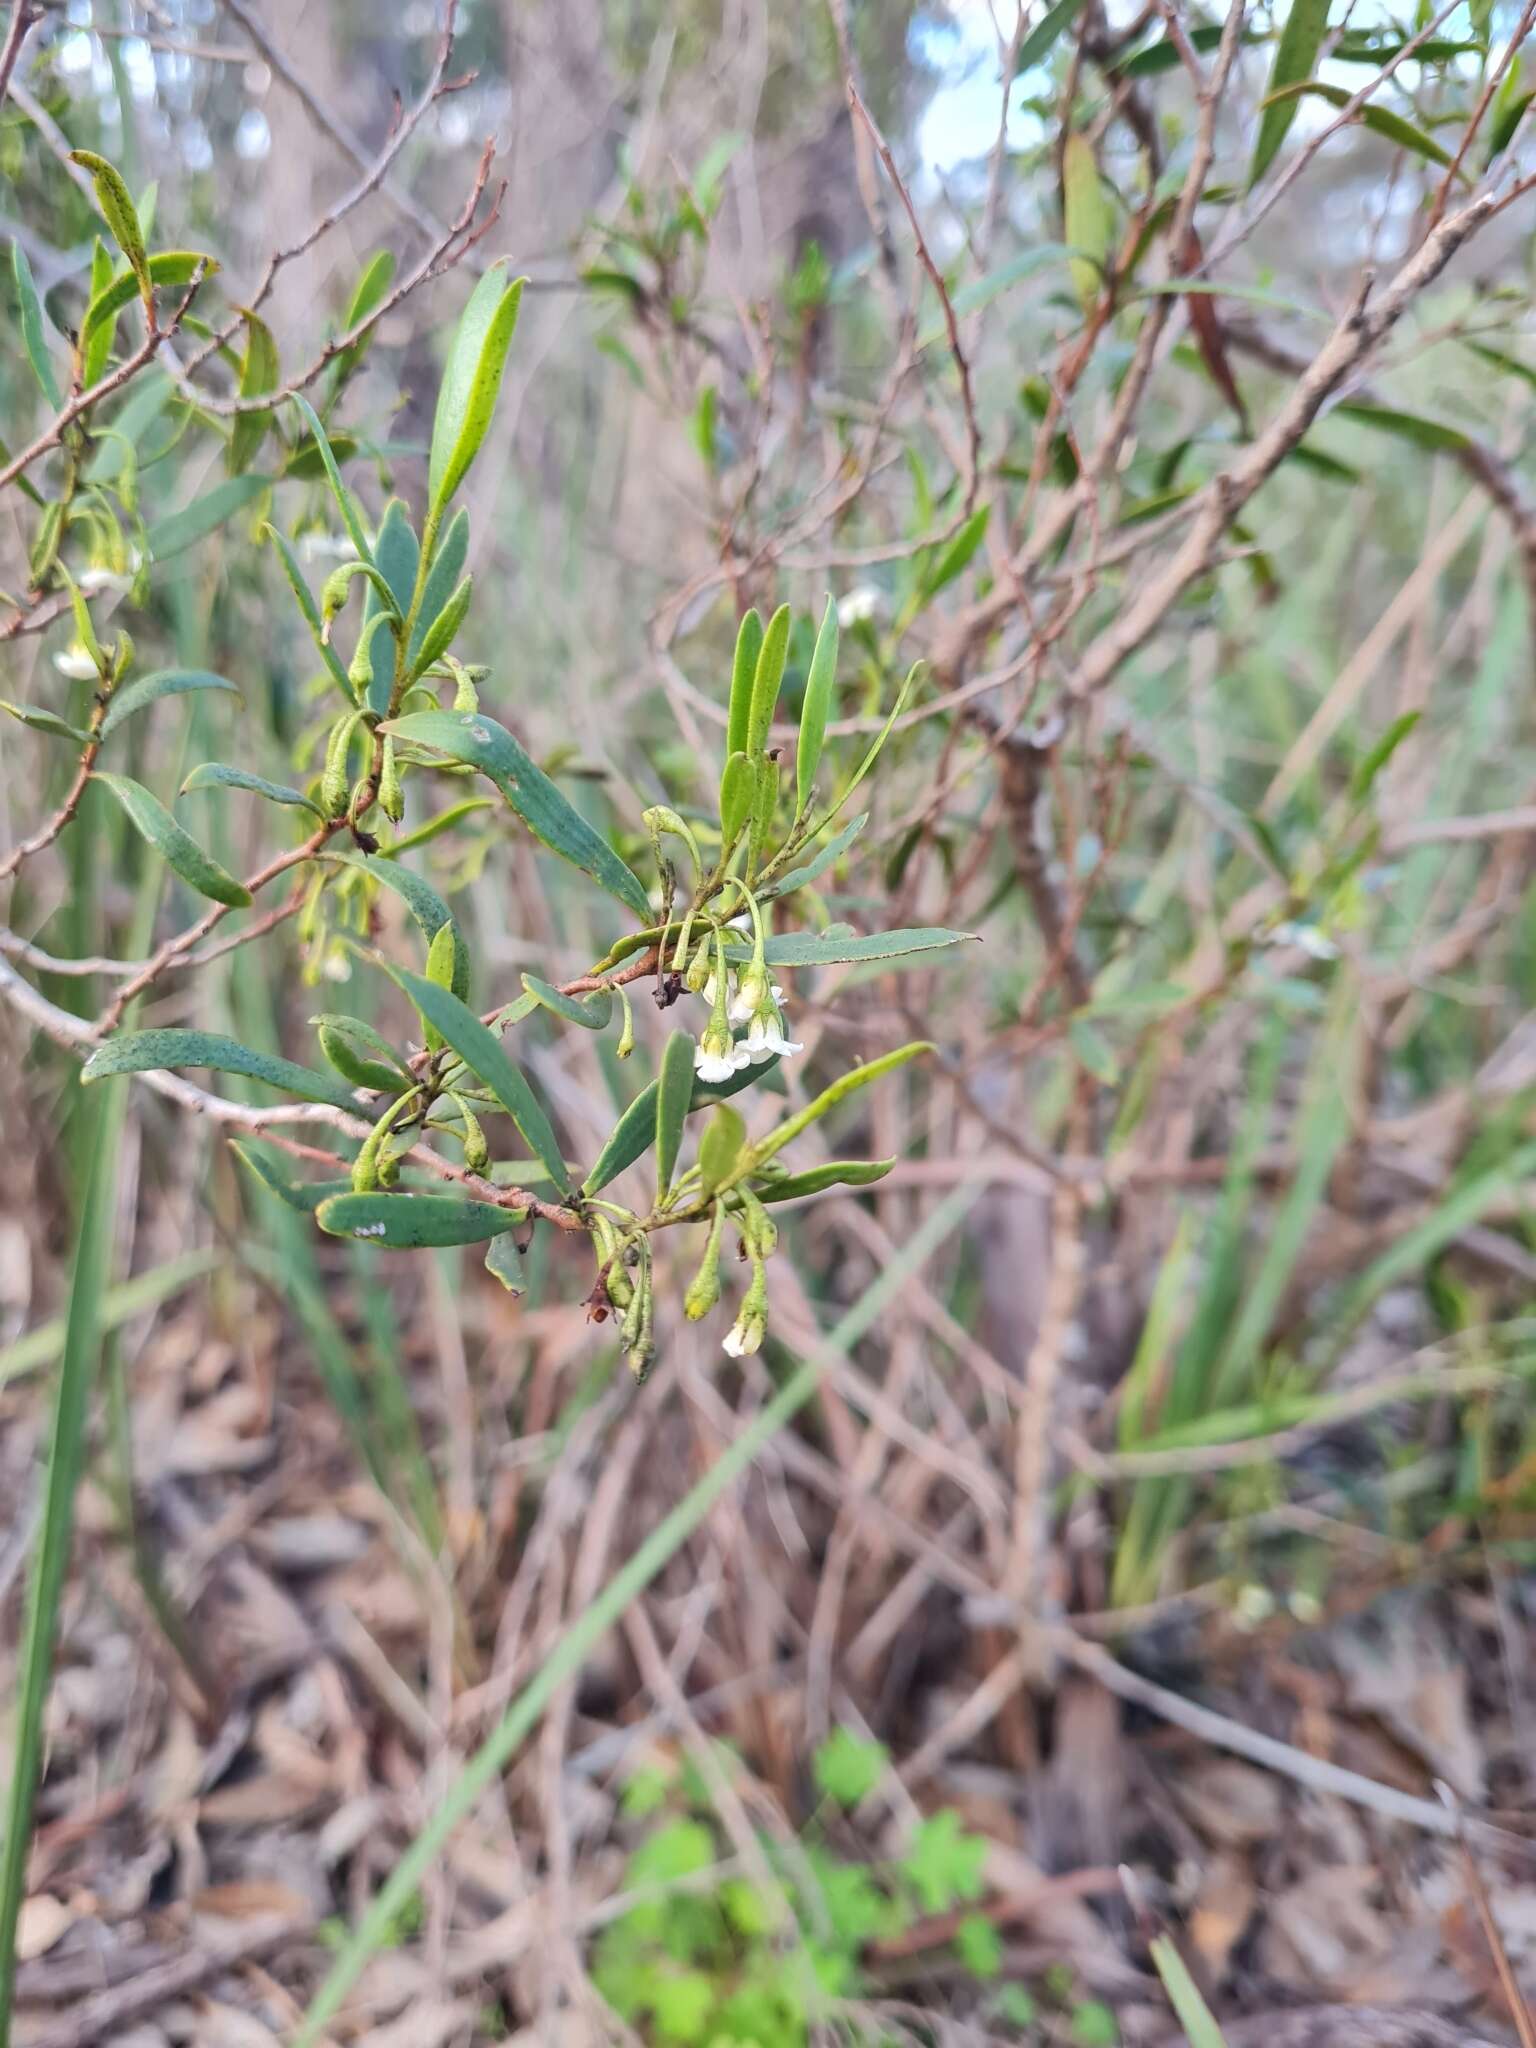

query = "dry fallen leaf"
[[15, 1893, 73, 1961]]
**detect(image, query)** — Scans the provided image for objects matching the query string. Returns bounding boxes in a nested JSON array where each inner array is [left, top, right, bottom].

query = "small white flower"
[[742, 1015, 803, 1064], [722, 1317, 757, 1357], [52, 643, 98, 681], [77, 565, 132, 595], [695, 1048, 741, 1084], [837, 584, 885, 628]]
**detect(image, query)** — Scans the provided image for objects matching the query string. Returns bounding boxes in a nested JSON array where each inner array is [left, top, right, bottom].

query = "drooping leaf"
[[1249, 0, 1332, 185], [228, 307, 279, 475], [148, 474, 267, 560], [747, 602, 791, 755], [428, 261, 525, 519], [99, 668, 239, 737], [231, 1141, 352, 1213], [1259, 79, 1456, 169], [382, 961, 568, 1189], [655, 1030, 695, 1198], [520, 974, 613, 1030], [83, 1028, 359, 1108], [11, 240, 62, 409], [725, 607, 764, 758], [484, 1234, 527, 1294], [317, 1192, 524, 1248], [340, 852, 454, 945], [293, 394, 372, 561], [383, 709, 651, 921], [68, 149, 149, 292], [313, 1012, 411, 1092], [755, 1158, 895, 1203], [80, 251, 216, 353], [796, 595, 839, 813], [1063, 133, 1112, 312], [93, 774, 252, 907], [1, 700, 92, 744], [181, 760, 322, 814]]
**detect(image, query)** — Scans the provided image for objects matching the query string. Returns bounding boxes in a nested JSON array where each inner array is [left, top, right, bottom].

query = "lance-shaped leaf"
[[747, 602, 791, 755], [81, 238, 115, 385], [337, 852, 455, 946], [232, 1142, 352, 1213], [2, 700, 91, 745], [582, 1055, 776, 1195], [12, 241, 62, 409], [764, 813, 868, 899], [182, 761, 322, 815], [333, 247, 396, 381], [366, 497, 419, 707], [1063, 133, 1112, 312], [410, 573, 472, 681], [83, 1028, 359, 1109], [755, 1158, 895, 1203], [1259, 78, 1455, 169], [697, 1104, 746, 1195], [94, 774, 252, 907], [719, 751, 755, 843], [1014, 0, 1090, 71], [748, 1043, 931, 1172], [1335, 399, 1469, 452], [796, 595, 839, 812], [317, 1192, 525, 1248], [293, 394, 372, 562], [382, 960, 568, 1190], [428, 261, 526, 519], [100, 668, 239, 738], [725, 607, 764, 758], [229, 307, 279, 476], [383, 709, 651, 921], [521, 974, 613, 1030], [721, 926, 977, 968], [1249, 0, 1331, 186], [408, 506, 469, 668], [80, 252, 216, 353], [426, 914, 470, 1003], [655, 1030, 695, 1199], [68, 150, 149, 295]]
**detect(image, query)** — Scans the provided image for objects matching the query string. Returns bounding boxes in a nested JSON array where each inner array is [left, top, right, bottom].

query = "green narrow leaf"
[[410, 573, 472, 679], [368, 497, 420, 637], [0, 1082, 125, 2028], [282, 430, 359, 481], [1335, 399, 1469, 452], [93, 774, 252, 907], [582, 1057, 775, 1196], [1148, 1937, 1230, 2048], [765, 813, 869, 899], [726, 926, 977, 968], [181, 761, 322, 815], [796, 595, 839, 813], [749, 1042, 932, 1171], [11, 240, 62, 409], [313, 1013, 410, 1092], [1063, 133, 1112, 311], [1349, 711, 1421, 803], [333, 247, 397, 379], [820, 661, 924, 827], [755, 1158, 895, 1203], [317, 1192, 523, 1248], [726, 608, 764, 758], [1249, 0, 1332, 185], [484, 1234, 527, 1294], [340, 852, 455, 946], [68, 149, 149, 291], [80, 252, 216, 354], [1014, 0, 1090, 71], [697, 1105, 746, 1194], [292, 393, 372, 561], [719, 751, 755, 843], [2, 700, 92, 745], [428, 261, 526, 519], [924, 506, 990, 599], [383, 709, 652, 922], [1259, 78, 1456, 168], [228, 306, 279, 476], [748, 602, 791, 755], [100, 668, 240, 738], [232, 1142, 353, 1214], [81, 238, 115, 385], [407, 505, 469, 668], [521, 973, 613, 1030], [381, 961, 568, 1190], [83, 1028, 360, 1109], [655, 1030, 695, 1198]]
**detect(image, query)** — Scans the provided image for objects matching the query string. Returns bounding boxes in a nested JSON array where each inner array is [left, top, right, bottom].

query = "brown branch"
[[0, 0, 38, 114]]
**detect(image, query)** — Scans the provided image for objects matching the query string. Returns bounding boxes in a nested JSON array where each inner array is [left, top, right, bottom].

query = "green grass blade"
[[294, 1180, 982, 2042], [0, 1078, 126, 2044]]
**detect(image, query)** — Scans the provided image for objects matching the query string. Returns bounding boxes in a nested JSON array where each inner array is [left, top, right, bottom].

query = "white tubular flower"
[[729, 960, 770, 1027], [722, 1266, 768, 1357], [743, 1010, 803, 1063], [52, 643, 98, 680], [694, 1015, 749, 1084], [77, 564, 132, 595]]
